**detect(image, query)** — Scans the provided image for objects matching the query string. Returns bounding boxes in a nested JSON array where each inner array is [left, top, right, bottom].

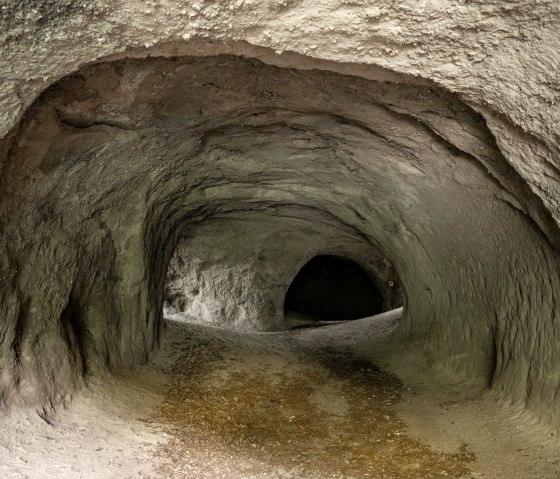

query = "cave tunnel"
[[1, 6, 560, 477], [163, 212, 403, 331], [284, 255, 383, 322]]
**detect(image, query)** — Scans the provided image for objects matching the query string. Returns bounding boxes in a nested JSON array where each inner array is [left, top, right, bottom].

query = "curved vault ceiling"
[[0, 54, 558, 431]]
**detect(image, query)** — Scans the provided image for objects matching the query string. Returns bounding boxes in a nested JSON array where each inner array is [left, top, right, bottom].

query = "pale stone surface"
[[0, 3, 558, 433]]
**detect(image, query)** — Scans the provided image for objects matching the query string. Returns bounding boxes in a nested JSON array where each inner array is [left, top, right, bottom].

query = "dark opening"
[[284, 255, 383, 322]]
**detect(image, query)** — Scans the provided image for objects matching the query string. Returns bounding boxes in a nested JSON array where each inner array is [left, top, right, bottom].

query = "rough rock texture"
[[164, 211, 402, 331], [0, 2, 559, 431], [1, 1, 559, 244]]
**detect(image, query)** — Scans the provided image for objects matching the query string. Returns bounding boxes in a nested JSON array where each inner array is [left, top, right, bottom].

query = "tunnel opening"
[[284, 255, 383, 322]]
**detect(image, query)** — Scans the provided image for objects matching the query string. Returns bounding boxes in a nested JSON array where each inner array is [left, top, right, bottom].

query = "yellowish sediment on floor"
[[154, 326, 474, 478], [3, 315, 560, 478]]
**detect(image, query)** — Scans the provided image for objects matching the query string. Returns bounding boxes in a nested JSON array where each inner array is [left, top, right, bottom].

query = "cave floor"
[[1, 311, 559, 478]]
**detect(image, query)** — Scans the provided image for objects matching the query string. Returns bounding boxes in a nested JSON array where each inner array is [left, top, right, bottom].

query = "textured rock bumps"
[[0, 3, 559, 430]]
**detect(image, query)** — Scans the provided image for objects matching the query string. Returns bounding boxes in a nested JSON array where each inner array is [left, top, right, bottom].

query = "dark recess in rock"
[[284, 255, 383, 321]]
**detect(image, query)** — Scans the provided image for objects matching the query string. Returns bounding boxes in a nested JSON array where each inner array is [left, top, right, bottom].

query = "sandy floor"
[[1, 310, 558, 478]]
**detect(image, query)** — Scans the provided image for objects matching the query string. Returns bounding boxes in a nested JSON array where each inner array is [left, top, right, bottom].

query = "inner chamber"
[[163, 211, 402, 331], [284, 255, 382, 321]]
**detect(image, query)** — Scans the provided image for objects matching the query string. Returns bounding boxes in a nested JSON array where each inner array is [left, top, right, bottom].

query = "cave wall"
[[0, 2, 558, 428], [1, 1, 559, 245], [164, 211, 402, 331]]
